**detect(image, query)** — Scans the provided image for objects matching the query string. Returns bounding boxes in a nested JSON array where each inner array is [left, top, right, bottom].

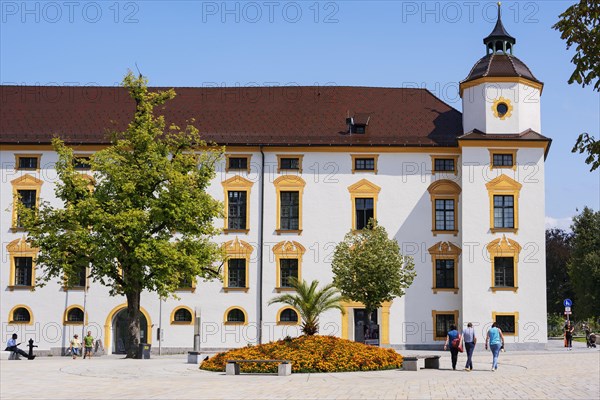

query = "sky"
[[1, 0, 598, 230]]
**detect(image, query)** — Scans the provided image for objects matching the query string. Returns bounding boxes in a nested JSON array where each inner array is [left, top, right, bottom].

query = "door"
[[353, 309, 379, 344], [113, 309, 148, 354]]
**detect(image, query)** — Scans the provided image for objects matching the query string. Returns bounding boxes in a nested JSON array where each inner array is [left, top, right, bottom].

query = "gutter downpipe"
[[258, 145, 265, 345]]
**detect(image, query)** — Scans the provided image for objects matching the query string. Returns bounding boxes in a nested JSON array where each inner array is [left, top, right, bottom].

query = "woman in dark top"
[[443, 324, 460, 370], [565, 321, 574, 350]]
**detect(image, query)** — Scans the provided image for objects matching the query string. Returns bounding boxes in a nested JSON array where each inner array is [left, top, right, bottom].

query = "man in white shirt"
[[5, 334, 33, 359]]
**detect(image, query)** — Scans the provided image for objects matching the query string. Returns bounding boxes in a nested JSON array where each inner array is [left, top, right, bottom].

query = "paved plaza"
[[1, 340, 598, 400]]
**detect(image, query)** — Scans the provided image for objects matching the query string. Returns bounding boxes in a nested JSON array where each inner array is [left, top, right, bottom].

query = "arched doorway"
[[112, 309, 148, 354]]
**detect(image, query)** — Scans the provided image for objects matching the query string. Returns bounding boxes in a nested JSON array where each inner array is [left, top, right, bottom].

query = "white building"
[[0, 10, 550, 354]]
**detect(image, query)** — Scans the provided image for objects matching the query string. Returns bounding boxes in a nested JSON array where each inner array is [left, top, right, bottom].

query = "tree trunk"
[[125, 291, 141, 358]]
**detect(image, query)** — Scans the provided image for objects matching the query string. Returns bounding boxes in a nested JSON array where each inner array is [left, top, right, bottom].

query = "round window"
[[496, 102, 509, 117]]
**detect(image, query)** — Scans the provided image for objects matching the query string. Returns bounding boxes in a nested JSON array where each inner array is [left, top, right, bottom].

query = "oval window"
[[496, 103, 509, 117]]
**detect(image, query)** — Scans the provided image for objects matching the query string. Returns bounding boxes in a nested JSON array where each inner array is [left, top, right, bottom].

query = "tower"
[[460, 2, 543, 135]]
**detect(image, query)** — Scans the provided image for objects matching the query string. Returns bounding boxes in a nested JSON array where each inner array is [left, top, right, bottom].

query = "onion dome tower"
[[460, 2, 543, 135]]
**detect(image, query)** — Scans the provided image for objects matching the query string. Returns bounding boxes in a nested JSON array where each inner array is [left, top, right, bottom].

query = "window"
[[277, 155, 303, 173], [355, 198, 374, 230], [222, 176, 253, 233], [486, 174, 521, 233], [14, 257, 33, 287], [228, 191, 247, 230], [494, 257, 514, 287], [10, 306, 32, 324], [225, 154, 251, 173], [428, 241, 461, 293], [225, 307, 247, 325], [65, 307, 85, 324], [351, 155, 379, 174], [278, 308, 299, 325], [273, 241, 305, 292], [493, 195, 514, 229], [487, 236, 521, 291], [432, 310, 458, 340], [348, 179, 381, 231], [427, 180, 461, 236], [172, 307, 193, 324], [65, 265, 87, 290], [16, 156, 40, 170], [7, 237, 37, 290], [435, 199, 455, 231], [73, 155, 92, 170], [493, 312, 519, 335], [489, 149, 517, 170], [274, 176, 305, 234], [178, 276, 196, 291], [491, 97, 513, 120], [223, 238, 253, 291], [431, 155, 459, 175], [280, 191, 300, 230], [227, 259, 246, 288], [11, 174, 43, 230], [435, 259, 455, 289], [279, 259, 298, 288]]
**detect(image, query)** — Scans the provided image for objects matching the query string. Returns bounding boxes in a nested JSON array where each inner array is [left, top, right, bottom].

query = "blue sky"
[[1, 0, 598, 229]]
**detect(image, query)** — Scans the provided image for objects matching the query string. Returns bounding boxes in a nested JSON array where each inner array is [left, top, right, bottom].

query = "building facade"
[[1, 11, 550, 354]]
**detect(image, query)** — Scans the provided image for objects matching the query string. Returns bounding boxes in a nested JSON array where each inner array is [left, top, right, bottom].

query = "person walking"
[[70, 334, 81, 359], [564, 320, 574, 350], [83, 331, 94, 359], [443, 324, 461, 370], [485, 322, 505, 371], [463, 322, 477, 371], [5, 334, 35, 360]]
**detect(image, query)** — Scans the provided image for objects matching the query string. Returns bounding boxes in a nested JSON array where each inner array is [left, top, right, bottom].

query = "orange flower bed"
[[200, 335, 403, 373]]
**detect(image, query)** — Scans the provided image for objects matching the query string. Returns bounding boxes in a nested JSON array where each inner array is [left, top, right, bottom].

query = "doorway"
[[353, 309, 379, 345], [113, 308, 148, 354]]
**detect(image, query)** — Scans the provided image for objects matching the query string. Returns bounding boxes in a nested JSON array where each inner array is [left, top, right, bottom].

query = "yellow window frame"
[[272, 240, 305, 292], [8, 304, 34, 325], [492, 311, 520, 336], [428, 241, 461, 293], [486, 174, 522, 233], [431, 310, 459, 341], [487, 235, 521, 292], [225, 154, 252, 173], [222, 176, 253, 234], [11, 174, 43, 231], [222, 238, 253, 292], [348, 179, 381, 231], [351, 154, 379, 174], [276, 154, 304, 174], [274, 175, 306, 234], [224, 306, 248, 326], [489, 149, 518, 170], [427, 179, 461, 236], [171, 306, 195, 325], [7, 237, 37, 291], [14, 154, 42, 172], [430, 155, 459, 175]]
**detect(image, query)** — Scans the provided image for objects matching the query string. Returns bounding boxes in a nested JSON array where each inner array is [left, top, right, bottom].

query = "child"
[[70, 334, 81, 359]]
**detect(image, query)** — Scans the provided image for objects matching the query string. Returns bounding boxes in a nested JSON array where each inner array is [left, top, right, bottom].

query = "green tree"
[[331, 220, 416, 326], [567, 207, 600, 319], [545, 228, 574, 314], [553, 0, 600, 91], [553, 1, 600, 171], [268, 279, 345, 335], [18, 72, 224, 358]]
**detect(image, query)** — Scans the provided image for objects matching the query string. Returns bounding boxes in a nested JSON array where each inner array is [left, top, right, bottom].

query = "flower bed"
[[200, 335, 403, 373]]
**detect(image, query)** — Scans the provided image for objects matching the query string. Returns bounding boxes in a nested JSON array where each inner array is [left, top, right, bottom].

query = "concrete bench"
[[0, 351, 20, 360], [226, 359, 292, 376], [403, 355, 440, 371]]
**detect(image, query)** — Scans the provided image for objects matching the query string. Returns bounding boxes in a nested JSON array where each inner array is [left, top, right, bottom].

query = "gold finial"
[[497, 1, 501, 6]]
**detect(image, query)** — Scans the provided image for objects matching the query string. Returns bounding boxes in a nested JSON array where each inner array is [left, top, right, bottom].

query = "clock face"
[[491, 97, 513, 120]]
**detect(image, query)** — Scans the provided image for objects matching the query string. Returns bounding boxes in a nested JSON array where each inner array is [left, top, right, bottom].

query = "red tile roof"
[[0, 86, 463, 147]]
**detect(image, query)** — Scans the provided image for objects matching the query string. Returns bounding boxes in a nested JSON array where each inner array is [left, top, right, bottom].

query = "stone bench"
[[403, 355, 440, 371], [0, 351, 20, 360], [226, 359, 292, 376]]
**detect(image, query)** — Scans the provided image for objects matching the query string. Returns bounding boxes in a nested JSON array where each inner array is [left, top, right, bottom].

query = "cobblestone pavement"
[[1, 340, 598, 400]]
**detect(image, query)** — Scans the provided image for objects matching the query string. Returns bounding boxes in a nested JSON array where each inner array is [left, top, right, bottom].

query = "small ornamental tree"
[[268, 279, 345, 335], [332, 219, 416, 326], [18, 72, 224, 358]]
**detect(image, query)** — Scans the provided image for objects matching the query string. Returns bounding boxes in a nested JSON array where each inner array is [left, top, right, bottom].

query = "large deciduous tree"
[[567, 207, 600, 320], [331, 220, 416, 327], [545, 228, 574, 314], [553, 1, 600, 171], [19, 72, 224, 358]]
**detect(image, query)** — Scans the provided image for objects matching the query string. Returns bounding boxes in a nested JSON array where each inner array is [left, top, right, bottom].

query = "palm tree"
[[268, 278, 345, 335]]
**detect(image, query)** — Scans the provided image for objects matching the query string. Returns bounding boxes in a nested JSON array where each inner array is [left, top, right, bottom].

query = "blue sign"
[[564, 299, 573, 307]]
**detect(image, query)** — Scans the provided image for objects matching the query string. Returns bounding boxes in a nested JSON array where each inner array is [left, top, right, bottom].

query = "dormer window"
[[346, 113, 371, 134]]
